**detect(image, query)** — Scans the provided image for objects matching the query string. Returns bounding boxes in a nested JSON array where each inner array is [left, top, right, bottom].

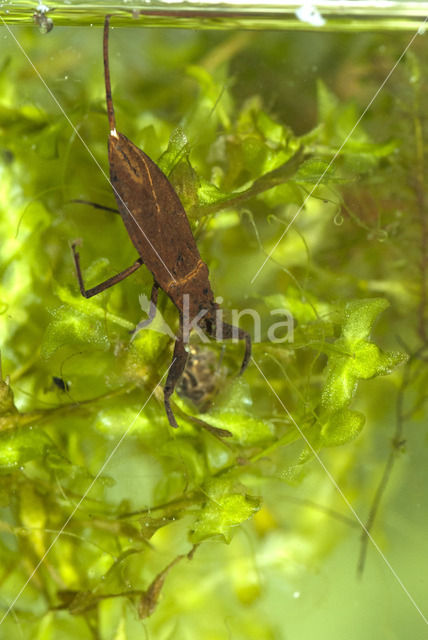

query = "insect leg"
[[71, 199, 120, 214], [130, 281, 160, 339], [71, 241, 143, 298], [209, 321, 251, 375], [164, 320, 189, 428]]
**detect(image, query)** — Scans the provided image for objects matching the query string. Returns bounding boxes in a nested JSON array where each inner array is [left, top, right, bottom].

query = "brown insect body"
[[108, 132, 215, 320], [71, 15, 251, 430]]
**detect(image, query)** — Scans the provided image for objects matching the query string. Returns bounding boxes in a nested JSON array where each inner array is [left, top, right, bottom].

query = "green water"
[[0, 17, 427, 640]]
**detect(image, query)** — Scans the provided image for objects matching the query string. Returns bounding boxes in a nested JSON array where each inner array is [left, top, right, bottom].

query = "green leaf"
[[159, 438, 207, 485], [0, 425, 57, 471], [0, 376, 19, 432], [321, 298, 407, 413], [320, 409, 365, 447], [197, 178, 232, 206], [316, 80, 397, 171], [293, 158, 338, 184], [190, 479, 260, 543], [256, 109, 287, 144], [344, 138, 399, 158], [41, 303, 111, 360], [205, 412, 274, 446], [265, 288, 330, 324], [317, 80, 339, 122], [55, 285, 134, 331], [157, 126, 189, 175], [186, 64, 232, 132], [342, 298, 389, 341]]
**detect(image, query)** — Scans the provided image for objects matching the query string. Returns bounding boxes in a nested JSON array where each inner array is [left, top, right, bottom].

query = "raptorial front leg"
[[209, 321, 251, 375], [164, 322, 189, 429], [131, 280, 160, 339], [71, 241, 143, 298]]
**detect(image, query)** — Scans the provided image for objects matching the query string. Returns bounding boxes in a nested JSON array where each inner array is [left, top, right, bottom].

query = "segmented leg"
[[164, 320, 189, 428], [207, 321, 251, 374], [71, 241, 143, 298]]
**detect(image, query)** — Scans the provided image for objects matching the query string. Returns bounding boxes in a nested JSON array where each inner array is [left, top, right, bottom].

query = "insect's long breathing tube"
[[103, 14, 117, 135]]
